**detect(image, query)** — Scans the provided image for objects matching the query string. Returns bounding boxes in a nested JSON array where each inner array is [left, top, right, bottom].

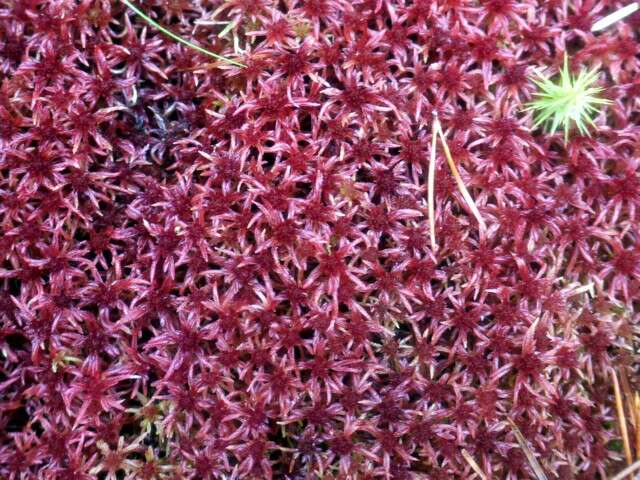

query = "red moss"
[[0, 0, 636, 479]]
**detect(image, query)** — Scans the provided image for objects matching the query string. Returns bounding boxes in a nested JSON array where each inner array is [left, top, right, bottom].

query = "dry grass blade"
[[612, 369, 634, 470], [428, 116, 438, 251], [620, 370, 637, 429], [611, 459, 640, 480], [434, 119, 486, 231], [461, 448, 490, 480], [507, 419, 548, 480]]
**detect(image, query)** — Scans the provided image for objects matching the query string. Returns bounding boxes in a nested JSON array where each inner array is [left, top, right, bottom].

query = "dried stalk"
[[461, 448, 490, 480], [620, 369, 636, 429], [508, 419, 548, 480], [434, 118, 486, 231], [612, 369, 634, 471]]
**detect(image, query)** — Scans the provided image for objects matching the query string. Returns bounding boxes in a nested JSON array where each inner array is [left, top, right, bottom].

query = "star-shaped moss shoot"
[[526, 55, 611, 142]]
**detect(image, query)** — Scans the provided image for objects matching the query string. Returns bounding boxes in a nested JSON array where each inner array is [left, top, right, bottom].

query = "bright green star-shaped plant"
[[525, 55, 611, 142]]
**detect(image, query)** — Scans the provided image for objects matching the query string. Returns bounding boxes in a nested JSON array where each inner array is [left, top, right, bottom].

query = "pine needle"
[[434, 117, 486, 231], [428, 114, 438, 251], [612, 369, 634, 470], [120, 0, 245, 67], [461, 448, 490, 480], [507, 419, 548, 480]]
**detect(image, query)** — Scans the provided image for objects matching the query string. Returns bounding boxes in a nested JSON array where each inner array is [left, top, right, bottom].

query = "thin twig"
[[508, 419, 548, 480], [434, 118, 486, 231], [120, 0, 245, 67], [428, 114, 438, 251], [461, 448, 490, 480], [612, 369, 634, 471]]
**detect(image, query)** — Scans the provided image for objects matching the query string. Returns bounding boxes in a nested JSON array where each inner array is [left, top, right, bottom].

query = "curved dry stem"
[[435, 118, 486, 232]]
